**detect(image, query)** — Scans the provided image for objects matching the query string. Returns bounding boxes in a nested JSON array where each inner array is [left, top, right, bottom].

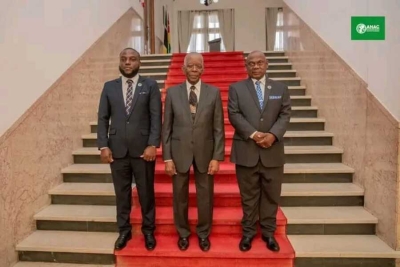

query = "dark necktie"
[[189, 85, 197, 122], [126, 79, 133, 115]]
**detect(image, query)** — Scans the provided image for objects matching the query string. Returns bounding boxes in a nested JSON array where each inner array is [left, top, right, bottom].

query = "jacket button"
[[127, 122, 130, 124], [260, 118, 264, 121]]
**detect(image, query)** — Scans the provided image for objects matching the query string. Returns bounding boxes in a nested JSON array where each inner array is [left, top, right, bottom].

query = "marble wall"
[[282, 5, 400, 249], [0, 8, 139, 267]]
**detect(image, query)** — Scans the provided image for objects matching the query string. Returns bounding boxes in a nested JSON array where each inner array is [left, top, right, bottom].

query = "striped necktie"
[[125, 79, 133, 115]]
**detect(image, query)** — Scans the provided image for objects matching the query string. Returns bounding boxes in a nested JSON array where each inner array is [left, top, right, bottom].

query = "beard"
[[119, 66, 139, 78]]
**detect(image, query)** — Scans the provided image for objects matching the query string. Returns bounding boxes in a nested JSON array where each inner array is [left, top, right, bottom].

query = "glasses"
[[247, 61, 266, 68]]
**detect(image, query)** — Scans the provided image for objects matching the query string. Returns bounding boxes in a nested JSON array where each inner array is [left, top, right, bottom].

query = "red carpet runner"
[[115, 52, 295, 267]]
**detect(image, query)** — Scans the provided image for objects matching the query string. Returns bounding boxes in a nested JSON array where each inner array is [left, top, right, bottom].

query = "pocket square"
[[139, 92, 148, 95], [269, 95, 282, 100]]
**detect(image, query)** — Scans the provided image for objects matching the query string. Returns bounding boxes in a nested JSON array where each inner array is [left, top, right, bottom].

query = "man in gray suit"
[[162, 52, 225, 251], [228, 50, 291, 252], [97, 48, 162, 251]]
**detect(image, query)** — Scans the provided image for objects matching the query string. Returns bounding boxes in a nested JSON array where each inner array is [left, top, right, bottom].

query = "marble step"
[[82, 130, 334, 148], [16, 231, 117, 264], [48, 182, 363, 207], [34, 205, 377, 235], [90, 118, 327, 133], [62, 162, 354, 184], [72, 145, 343, 164], [289, 235, 400, 267]]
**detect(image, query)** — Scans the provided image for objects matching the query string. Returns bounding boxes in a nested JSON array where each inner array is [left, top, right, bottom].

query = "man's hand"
[[141, 146, 156, 161], [100, 148, 113, 163], [208, 160, 220, 175], [257, 133, 276, 148], [165, 161, 177, 176], [252, 131, 268, 142]]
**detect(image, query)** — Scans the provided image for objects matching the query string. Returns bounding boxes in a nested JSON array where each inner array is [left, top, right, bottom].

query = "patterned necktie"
[[255, 80, 263, 108], [125, 79, 133, 115], [189, 85, 197, 122]]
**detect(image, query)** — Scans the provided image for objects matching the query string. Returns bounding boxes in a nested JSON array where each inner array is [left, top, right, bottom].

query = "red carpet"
[[115, 52, 295, 267]]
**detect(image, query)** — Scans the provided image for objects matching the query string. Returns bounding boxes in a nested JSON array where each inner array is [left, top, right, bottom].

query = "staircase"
[[14, 51, 399, 267]]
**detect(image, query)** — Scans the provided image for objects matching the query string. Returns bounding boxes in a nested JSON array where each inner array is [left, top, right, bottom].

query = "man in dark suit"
[[97, 48, 162, 251], [162, 52, 225, 251], [228, 50, 291, 252]]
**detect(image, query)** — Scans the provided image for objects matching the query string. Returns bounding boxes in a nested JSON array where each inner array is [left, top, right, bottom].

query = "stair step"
[[49, 182, 363, 197], [13, 263, 114, 267], [62, 162, 354, 184], [73, 145, 342, 164], [62, 162, 353, 175], [35, 205, 376, 235], [37, 205, 375, 225], [48, 182, 363, 207], [289, 235, 400, 261], [82, 130, 333, 141], [282, 206, 377, 224], [16, 231, 116, 264], [72, 146, 343, 156], [115, 234, 294, 267], [34, 205, 286, 235]]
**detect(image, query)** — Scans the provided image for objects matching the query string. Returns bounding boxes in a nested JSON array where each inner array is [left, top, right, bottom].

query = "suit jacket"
[[162, 82, 225, 173], [97, 75, 162, 158], [228, 77, 291, 167]]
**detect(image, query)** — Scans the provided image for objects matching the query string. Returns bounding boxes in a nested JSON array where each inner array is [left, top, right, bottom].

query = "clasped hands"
[[100, 146, 156, 163], [252, 131, 276, 148]]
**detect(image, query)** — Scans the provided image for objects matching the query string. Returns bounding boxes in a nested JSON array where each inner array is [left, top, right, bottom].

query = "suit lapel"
[[115, 78, 126, 115], [127, 75, 145, 119], [261, 77, 272, 113], [194, 82, 208, 125], [179, 83, 192, 122], [245, 78, 262, 113]]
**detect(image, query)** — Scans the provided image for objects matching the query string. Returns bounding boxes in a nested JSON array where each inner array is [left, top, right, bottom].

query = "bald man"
[[227, 51, 291, 252], [162, 52, 225, 251]]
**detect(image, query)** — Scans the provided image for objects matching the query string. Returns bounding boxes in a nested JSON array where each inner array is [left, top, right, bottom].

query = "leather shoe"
[[262, 236, 280, 252], [198, 237, 210, 251], [239, 236, 253, 252], [178, 237, 189, 251], [144, 233, 156, 251], [114, 232, 132, 250]]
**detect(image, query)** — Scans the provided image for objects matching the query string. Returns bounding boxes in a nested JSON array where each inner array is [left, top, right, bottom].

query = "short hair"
[[246, 50, 266, 63], [119, 47, 140, 58], [184, 52, 204, 66]]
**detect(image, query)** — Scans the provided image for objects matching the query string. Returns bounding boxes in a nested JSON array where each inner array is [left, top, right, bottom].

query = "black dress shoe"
[[262, 236, 280, 252], [198, 237, 210, 251], [178, 237, 189, 251], [144, 233, 156, 251], [239, 236, 253, 252], [114, 232, 132, 250]]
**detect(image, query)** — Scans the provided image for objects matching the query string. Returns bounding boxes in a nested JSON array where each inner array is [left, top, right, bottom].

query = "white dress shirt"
[[121, 74, 140, 105], [186, 79, 201, 100]]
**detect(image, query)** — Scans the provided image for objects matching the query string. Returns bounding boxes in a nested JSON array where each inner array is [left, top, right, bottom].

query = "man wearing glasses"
[[227, 50, 291, 252], [162, 52, 225, 252]]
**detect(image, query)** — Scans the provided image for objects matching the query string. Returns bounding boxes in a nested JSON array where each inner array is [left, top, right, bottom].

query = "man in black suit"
[[162, 52, 225, 251], [228, 50, 291, 252], [97, 48, 162, 251]]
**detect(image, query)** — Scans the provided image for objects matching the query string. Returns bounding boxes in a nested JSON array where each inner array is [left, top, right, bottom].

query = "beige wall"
[[282, 4, 400, 249], [0, 9, 138, 267], [0, 0, 144, 136], [284, 0, 400, 122]]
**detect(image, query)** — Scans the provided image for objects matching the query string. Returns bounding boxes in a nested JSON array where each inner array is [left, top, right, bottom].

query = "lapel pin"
[[138, 83, 142, 87], [267, 85, 272, 89]]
